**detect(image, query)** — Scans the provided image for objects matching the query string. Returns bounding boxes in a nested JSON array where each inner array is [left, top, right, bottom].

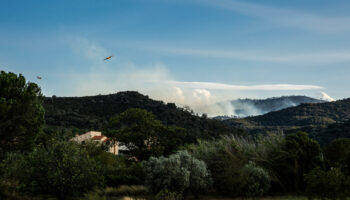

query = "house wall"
[[71, 131, 119, 155]]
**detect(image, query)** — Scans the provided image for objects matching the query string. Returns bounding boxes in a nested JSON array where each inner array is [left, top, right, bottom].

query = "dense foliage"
[[1, 139, 104, 199], [226, 98, 350, 145], [106, 108, 186, 160], [187, 134, 276, 197], [43, 91, 243, 143], [143, 151, 211, 197], [187, 132, 323, 197], [305, 167, 350, 199], [3, 71, 350, 199], [215, 96, 324, 118], [241, 161, 271, 197], [246, 98, 350, 126], [0, 71, 44, 156]]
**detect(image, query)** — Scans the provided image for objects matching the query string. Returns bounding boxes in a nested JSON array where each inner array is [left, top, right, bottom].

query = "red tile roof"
[[92, 136, 104, 140]]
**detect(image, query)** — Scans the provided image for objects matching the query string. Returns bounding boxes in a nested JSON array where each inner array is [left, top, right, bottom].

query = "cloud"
[[146, 45, 350, 64], [166, 80, 323, 91], [195, 0, 350, 33]]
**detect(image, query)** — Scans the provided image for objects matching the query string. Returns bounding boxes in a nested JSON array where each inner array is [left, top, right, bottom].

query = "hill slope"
[[214, 96, 325, 118], [44, 91, 242, 142], [226, 98, 350, 145], [246, 98, 350, 126]]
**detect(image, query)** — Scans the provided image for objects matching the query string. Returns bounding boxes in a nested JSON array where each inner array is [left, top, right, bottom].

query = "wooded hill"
[[43, 91, 243, 142], [225, 98, 350, 145], [215, 95, 325, 118]]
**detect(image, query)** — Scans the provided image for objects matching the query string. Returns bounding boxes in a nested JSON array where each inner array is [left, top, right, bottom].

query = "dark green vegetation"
[[2, 71, 350, 200], [0, 71, 44, 157], [215, 96, 325, 118], [1, 140, 105, 199], [44, 91, 242, 143], [226, 98, 350, 145], [144, 151, 211, 199], [106, 108, 187, 160]]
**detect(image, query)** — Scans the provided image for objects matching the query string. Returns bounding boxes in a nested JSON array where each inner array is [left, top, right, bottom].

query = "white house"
[[71, 131, 119, 155]]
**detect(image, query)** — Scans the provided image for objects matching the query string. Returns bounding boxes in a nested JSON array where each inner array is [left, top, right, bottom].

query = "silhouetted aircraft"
[[37, 76, 42, 80], [104, 55, 113, 61]]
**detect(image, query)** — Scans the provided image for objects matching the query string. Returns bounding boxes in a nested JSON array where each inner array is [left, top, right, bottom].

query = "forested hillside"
[[215, 96, 325, 118], [247, 98, 350, 126], [43, 91, 242, 142], [226, 98, 350, 145]]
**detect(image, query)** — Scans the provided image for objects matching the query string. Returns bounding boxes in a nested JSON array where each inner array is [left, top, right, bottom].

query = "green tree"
[[323, 138, 350, 174], [143, 151, 211, 197], [0, 71, 44, 156], [106, 108, 186, 160], [305, 167, 350, 200], [2, 139, 104, 199], [281, 132, 323, 192], [241, 161, 271, 197]]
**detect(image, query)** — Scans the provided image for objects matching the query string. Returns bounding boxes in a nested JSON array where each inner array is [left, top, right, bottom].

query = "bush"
[[305, 167, 350, 200], [241, 161, 271, 197], [143, 150, 211, 196], [187, 134, 278, 196], [155, 189, 182, 200], [101, 155, 145, 187], [323, 138, 350, 174], [186, 136, 247, 196], [2, 140, 104, 199]]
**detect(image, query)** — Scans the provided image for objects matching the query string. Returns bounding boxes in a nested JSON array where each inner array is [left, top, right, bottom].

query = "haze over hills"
[[225, 97, 350, 145], [213, 96, 325, 119], [42, 91, 350, 145]]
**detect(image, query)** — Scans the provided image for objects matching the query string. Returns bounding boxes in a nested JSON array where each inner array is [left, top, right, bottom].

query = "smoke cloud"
[[46, 37, 331, 117]]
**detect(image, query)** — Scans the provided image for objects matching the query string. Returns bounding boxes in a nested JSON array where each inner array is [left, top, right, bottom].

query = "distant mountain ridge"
[[225, 98, 350, 145], [43, 91, 242, 142], [214, 95, 325, 119]]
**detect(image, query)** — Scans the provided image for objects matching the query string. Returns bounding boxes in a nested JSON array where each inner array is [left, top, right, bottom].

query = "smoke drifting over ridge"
[[56, 63, 332, 117], [43, 37, 333, 117]]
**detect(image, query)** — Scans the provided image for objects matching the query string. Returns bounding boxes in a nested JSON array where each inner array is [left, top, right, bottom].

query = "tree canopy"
[[0, 71, 44, 156], [106, 108, 186, 160]]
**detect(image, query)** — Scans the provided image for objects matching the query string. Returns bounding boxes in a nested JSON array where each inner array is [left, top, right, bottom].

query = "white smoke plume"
[[319, 92, 335, 102]]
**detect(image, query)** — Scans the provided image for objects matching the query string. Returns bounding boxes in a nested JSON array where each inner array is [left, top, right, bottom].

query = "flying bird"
[[104, 55, 113, 61], [37, 76, 42, 80]]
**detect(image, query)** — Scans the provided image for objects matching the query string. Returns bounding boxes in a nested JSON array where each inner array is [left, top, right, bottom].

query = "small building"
[[71, 131, 119, 155]]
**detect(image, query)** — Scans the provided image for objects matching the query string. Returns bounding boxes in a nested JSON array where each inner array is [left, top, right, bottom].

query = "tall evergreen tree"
[[0, 71, 44, 156]]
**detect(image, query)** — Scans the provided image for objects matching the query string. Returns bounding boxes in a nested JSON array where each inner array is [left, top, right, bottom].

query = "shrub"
[[241, 161, 271, 197], [143, 150, 211, 196], [323, 138, 350, 174], [101, 155, 145, 187], [2, 140, 104, 199], [187, 134, 278, 196], [304, 167, 350, 200], [186, 136, 247, 196], [155, 189, 182, 200]]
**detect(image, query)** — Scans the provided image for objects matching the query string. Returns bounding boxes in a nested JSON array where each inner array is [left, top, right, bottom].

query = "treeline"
[[43, 91, 243, 143], [226, 97, 350, 145], [2, 70, 350, 200]]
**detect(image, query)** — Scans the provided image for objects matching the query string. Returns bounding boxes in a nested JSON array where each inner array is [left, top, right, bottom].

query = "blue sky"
[[1, 0, 350, 110]]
